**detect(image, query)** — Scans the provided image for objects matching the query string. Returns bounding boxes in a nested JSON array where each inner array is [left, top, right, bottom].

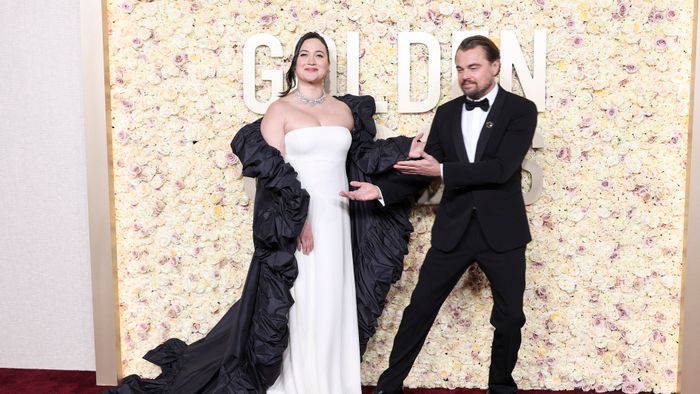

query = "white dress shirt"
[[440, 84, 499, 176], [463, 84, 499, 162], [378, 84, 499, 204]]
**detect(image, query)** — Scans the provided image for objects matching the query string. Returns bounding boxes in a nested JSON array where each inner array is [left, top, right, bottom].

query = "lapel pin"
[[485, 121, 494, 128]]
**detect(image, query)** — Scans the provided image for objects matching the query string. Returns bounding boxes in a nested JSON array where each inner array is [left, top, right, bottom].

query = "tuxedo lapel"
[[475, 87, 507, 162], [449, 101, 469, 163]]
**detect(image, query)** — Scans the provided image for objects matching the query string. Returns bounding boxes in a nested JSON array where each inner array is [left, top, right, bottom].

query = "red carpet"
[[0, 368, 106, 394], [0, 368, 648, 394]]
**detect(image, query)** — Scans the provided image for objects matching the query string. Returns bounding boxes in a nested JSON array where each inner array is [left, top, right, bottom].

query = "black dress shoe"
[[372, 389, 404, 394]]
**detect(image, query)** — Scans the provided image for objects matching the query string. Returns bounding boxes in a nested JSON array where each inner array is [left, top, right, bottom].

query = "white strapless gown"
[[267, 126, 361, 394]]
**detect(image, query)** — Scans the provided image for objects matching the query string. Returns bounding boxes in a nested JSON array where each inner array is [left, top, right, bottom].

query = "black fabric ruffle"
[[107, 121, 308, 394], [337, 95, 414, 354]]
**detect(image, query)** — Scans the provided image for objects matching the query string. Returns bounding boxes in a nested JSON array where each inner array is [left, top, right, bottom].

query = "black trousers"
[[376, 213, 526, 394]]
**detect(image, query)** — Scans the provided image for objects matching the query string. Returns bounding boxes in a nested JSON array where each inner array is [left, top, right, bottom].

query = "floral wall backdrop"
[[107, 1, 692, 392]]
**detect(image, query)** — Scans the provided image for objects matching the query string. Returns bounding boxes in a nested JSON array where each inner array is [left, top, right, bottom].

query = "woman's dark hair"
[[457, 35, 500, 62], [279, 32, 330, 97]]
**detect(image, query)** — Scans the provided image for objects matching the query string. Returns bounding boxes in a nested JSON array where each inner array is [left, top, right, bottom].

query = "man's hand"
[[408, 132, 426, 159], [394, 151, 441, 177], [339, 181, 382, 201], [297, 221, 313, 255]]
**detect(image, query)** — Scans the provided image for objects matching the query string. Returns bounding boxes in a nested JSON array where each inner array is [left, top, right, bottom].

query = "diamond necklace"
[[294, 89, 327, 106]]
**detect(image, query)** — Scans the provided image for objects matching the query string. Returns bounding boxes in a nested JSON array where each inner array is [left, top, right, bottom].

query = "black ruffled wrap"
[[107, 95, 413, 393], [340, 95, 414, 354]]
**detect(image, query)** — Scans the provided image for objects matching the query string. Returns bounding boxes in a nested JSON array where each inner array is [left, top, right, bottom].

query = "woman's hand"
[[408, 132, 426, 159], [297, 221, 314, 255]]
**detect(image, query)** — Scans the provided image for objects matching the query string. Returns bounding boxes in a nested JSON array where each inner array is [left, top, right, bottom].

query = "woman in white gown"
[[268, 125, 360, 393], [106, 31, 425, 394], [262, 33, 422, 393]]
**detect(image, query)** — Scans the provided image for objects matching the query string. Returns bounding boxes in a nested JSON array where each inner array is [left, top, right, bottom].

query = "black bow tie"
[[464, 97, 489, 111]]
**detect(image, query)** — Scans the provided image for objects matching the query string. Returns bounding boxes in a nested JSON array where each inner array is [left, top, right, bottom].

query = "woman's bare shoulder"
[[327, 96, 354, 129], [328, 96, 351, 110], [263, 97, 294, 125], [266, 96, 294, 114]]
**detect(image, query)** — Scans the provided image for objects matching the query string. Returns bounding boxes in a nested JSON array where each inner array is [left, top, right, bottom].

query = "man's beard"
[[462, 80, 495, 100]]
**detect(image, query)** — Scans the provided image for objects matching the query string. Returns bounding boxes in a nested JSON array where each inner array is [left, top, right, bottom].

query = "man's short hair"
[[457, 35, 500, 63]]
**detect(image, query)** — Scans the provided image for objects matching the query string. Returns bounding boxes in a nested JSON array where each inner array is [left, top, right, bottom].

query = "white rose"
[[558, 275, 576, 293], [438, 2, 454, 15]]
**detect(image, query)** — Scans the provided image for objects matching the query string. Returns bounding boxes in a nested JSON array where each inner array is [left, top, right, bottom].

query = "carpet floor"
[[0, 368, 649, 394]]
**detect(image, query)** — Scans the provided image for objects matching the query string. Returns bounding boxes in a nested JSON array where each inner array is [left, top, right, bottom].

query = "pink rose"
[[174, 52, 188, 66], [259, 13, 277, 26], [670, 132, 682, 144], [621, 381, 642, 394], [579, 116, 594, 128], [615, 303, 630, 320], [652, 329, 667, 343], [116, 130, 129, 145], [225, 152, 239, 165], [655, 37, 668, 50], [534, 287, 548, 300], [120, 2, 134, 13], [426, 9, 442, 25], [169, 256, 181, 267], [624, 64, 638, 73], [556, 147, 571, 162], [605, 107, 617, 119], [648, 9, 664, 23], [616, 2, 630, 18], [565, 17, 575, 30], [592, 314, 605, 327], [129, 165, 142, 177], [540, 213, 553, 229], [168, 305, 182, 318]]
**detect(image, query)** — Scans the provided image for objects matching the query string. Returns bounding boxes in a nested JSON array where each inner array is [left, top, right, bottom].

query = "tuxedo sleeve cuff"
[[376, 185, 386, 206]]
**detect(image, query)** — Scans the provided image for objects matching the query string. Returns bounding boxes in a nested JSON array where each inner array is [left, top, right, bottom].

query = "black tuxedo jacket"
[[377, 86, 538, 252]]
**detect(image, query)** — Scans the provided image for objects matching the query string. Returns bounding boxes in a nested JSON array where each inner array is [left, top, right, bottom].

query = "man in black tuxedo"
[[372, 35, 538, 394]]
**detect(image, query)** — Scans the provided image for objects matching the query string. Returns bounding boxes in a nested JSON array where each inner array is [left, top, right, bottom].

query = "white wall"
[[0, 1, 95, 370]]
